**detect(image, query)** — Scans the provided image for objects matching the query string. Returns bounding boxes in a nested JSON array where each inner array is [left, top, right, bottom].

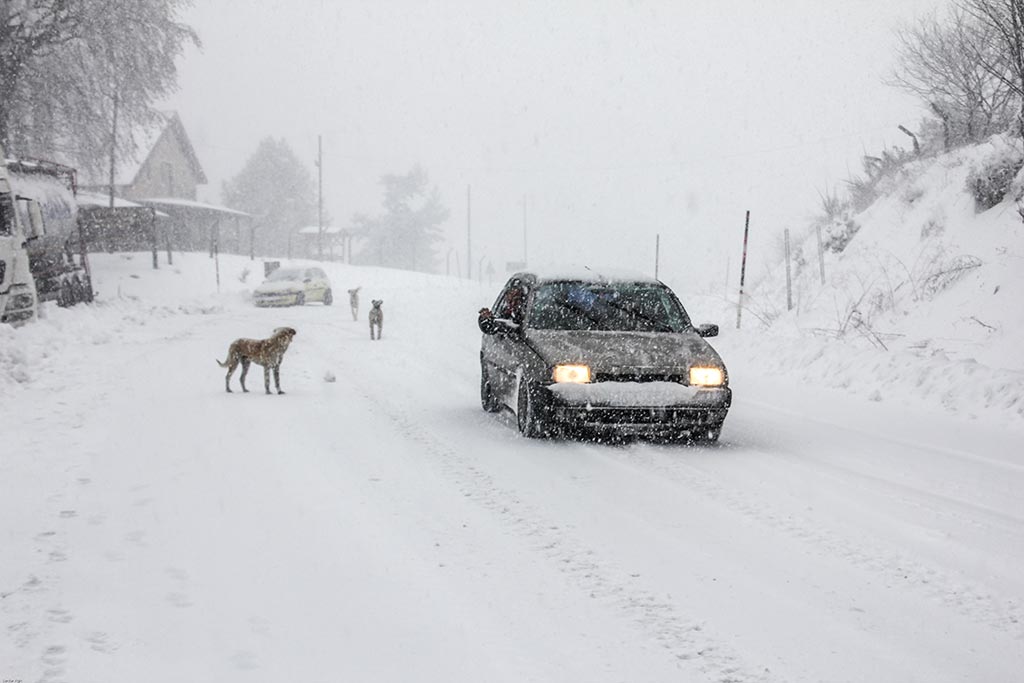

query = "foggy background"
[[168, 0, 943, 288]]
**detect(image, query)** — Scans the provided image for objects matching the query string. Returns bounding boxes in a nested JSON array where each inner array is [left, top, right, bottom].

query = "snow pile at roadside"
[[687, 136, 1024, 430]]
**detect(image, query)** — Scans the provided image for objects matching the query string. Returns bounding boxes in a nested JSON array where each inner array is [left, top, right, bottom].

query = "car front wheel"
[[480, 363, 502, 413], [323, 289, 333, 305], [517, 379, 554, 438], [295, 292, 306, 306]]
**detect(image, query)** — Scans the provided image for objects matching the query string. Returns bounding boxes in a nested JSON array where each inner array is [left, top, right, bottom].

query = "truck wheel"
[[58, 280, 75, 307], [71, 277, 87, 305]]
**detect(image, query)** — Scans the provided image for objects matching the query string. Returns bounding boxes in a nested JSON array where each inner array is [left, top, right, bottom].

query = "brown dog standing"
[[217, 327, 297, 394]]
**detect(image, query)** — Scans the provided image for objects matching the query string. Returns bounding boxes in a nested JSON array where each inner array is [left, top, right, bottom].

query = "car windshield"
[[528, 281, 691, 332], [267, 268, 304, 282]]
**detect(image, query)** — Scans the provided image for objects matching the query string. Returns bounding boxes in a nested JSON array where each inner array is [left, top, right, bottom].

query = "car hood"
[[255, 281, 302, 294], [525, 328, 725, 375]]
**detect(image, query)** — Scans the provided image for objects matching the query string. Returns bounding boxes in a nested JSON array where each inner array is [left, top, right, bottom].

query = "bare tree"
[[961, 0, 1024, 139], [891, 7, 1015, 148], [0, 0, 83, 149], [0, 0, 197, 165]]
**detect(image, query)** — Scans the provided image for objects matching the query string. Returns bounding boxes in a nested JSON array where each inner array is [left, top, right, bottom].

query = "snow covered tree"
[[222, 137, 318, 258], [0, 0, 197, 167], [892, 7, 1015, 148], [962, 0, 1024, 139], [354, 166, 449, 273]]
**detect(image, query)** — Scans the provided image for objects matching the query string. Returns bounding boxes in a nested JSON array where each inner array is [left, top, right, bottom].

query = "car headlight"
[[552, 364, 591, 384], [689, 366, 724, 387]]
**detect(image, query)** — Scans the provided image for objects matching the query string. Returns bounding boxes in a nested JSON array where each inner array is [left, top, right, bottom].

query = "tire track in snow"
[[303, 312, 1024, 646], [317, 342, 771, 683], [614, 447, 1024, 643]]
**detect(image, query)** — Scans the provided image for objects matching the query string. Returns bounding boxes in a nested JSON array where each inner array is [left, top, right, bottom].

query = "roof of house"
[[137, 196, 250, 217], [77, 191, 169, 217], [78, 111, 207, 188]]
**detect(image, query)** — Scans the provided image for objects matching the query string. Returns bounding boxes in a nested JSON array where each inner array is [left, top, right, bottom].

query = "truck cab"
[[1, 146, 90, 325], [0, 155, 39, 325]]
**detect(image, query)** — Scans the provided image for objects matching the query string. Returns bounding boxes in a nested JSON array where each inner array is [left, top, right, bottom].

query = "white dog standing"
[[368, 299, 383, 340]]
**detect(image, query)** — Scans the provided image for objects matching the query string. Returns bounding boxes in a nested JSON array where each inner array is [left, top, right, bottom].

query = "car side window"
[[495, 280, 527, 324]]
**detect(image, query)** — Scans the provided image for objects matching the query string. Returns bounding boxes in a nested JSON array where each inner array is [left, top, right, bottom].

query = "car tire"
[[323, 289, 333, 306], [480, 363, 502, 413], [517, 379, 553, 438], [295, 292, 306, 306]]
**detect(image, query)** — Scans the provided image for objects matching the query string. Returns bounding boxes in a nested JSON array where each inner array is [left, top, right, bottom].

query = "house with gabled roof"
[[79, 111, 250, 257], [79, 111, 207, 201]]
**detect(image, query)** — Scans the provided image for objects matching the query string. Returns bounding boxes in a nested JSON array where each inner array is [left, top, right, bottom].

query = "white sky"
[[168, 0, 943, 285]]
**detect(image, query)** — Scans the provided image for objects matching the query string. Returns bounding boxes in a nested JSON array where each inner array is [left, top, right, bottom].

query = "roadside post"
[[736, 210, 750, 329], [784, 228, 793, 311]]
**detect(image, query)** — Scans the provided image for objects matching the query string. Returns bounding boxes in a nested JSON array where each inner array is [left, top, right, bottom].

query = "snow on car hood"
[[524, 328, 724, 374], [254, 281, 302, 295], [548, 381, 701, 406]]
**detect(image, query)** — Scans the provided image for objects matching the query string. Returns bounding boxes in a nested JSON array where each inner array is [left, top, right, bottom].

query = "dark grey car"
[[478, 270, 731, 442]]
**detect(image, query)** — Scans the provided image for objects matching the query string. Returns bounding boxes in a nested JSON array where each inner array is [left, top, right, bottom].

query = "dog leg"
[[264, 366, 272, 394], [274, 366, 284, 394], [240, 358, 251, 393], [225, 360, 237, 392]]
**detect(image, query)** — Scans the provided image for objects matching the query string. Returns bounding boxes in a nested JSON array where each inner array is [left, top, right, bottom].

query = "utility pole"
[[522, 194, 528, 267], [108, 92, 118, 209], [466, 185, 472, 281], [317, 134, 323, 261], [654, 233, 660, 280]]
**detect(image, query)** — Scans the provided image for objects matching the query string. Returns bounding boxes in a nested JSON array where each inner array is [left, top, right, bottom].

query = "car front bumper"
[[546, 382, 731, 434], [253, 293, 301, 307]]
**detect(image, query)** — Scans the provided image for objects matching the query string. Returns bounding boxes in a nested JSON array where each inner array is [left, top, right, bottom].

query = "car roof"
[[511, 267, 663, 286]]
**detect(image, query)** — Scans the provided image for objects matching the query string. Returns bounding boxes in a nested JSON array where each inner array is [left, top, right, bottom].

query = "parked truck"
[[0, 146, 92, 325]]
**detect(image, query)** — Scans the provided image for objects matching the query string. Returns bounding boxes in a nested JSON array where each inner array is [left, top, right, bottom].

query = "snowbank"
[[691, 136, 1024, 430]]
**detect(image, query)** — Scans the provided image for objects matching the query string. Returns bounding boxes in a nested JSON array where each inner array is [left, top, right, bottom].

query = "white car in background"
[[253, 266, 333, 307]]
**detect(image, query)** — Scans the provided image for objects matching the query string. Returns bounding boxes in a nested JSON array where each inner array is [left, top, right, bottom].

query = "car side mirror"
[[479, 308, 521, 336], [696, 323, 719, 338]]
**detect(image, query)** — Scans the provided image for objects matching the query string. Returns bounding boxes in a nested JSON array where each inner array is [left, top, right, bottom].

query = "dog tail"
[[216, 358, 229, 368]]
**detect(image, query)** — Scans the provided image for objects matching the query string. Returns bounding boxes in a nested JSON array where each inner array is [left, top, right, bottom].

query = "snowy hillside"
[[718, 136, 1024, 429]]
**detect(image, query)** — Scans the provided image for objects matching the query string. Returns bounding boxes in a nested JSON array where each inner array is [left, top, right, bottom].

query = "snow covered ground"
[[2, 250, 1023, 682]]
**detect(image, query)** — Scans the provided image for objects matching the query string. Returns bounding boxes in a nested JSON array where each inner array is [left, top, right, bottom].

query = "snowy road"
[[2, 254, 1023, 682]]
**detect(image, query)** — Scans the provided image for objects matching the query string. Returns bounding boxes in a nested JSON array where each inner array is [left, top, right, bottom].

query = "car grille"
[[593, 372, 687, 385], [555, 405, 723, 426]]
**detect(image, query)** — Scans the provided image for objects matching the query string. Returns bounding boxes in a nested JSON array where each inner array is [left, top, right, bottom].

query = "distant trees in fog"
[[353, 165, 449, 273], [0, 0, 197, 173], [222, 137, 318, 258]]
